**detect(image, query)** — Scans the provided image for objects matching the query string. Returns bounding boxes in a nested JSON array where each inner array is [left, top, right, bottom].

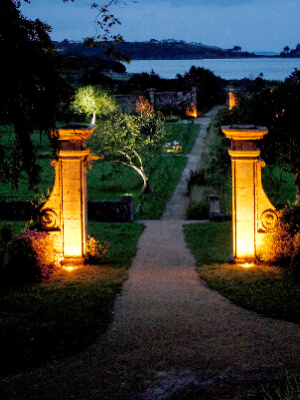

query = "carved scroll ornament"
[[39, 208, 60, 231], [260, 209, 278, 231]]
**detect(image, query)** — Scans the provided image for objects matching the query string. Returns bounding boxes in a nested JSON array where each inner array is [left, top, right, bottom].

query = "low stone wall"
[[0, 200, 37, 221], [115, 87, 197, 115], [154, 88, 197, 112], [88, 196, 135, 222], [114, 95, 140, 113], [0, 196, 135, 223]]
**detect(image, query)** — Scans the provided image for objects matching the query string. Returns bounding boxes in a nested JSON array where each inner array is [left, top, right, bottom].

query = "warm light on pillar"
[[228, 88, 236, 110], [222, 125, 277, 263], [39, 125, 96, 265]]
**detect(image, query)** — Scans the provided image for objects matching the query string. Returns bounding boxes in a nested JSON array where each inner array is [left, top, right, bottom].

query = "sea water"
[[123, 58, 300, 81]]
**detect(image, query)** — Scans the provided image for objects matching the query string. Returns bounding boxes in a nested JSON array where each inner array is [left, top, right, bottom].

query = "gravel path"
[[1, 107, 300, 400], [161, 114, 213, 220]]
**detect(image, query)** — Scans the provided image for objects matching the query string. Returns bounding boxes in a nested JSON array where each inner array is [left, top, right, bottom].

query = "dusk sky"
[[20, 0, 300, 53]]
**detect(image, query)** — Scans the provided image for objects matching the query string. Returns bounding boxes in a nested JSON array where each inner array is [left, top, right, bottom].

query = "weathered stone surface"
[[88, 196, 135, 222], [222, 125, 277, 262], [115, 87, 197, 116], [39, 126, 95, 264]]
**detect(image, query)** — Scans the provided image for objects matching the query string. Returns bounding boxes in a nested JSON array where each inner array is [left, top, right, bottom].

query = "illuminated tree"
[[93, 110, 166, 193], [1, 0, 128, 188], [73, 87, 166, 192], [73, 85, 117, 124]]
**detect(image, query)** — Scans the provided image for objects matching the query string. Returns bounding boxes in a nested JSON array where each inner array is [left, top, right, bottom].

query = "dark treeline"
[[55, 40, 258, 61], [280, 44, 300, 57], [219, 69, 300, 203]]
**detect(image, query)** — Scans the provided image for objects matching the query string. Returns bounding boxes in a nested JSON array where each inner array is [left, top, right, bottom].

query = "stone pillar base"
[[62, 256, 85, 266], [233, 257, 256, 264]]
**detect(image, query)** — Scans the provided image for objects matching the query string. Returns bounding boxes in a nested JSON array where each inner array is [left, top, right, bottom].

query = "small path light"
[[241, 262, 255, 268]]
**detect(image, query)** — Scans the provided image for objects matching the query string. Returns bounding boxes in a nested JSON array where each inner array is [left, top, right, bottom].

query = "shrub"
[[186, 169, 206, 196], [282, 203, 300, 236], [291, 232, 300, 278], [85, 235, 110, 264], [186, 200, 209, 220], [0, 221, 13, 244], [263, 375, 300, 399], [260, 211, 294, 266], [0, 222, 14, 273], [260, 205, 300, 277], [165, 115, 180, 123], [7, 229, 62, 283]]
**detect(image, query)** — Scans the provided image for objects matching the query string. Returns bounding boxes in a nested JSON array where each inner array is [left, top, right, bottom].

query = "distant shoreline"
[[55, 40, 299, 60]]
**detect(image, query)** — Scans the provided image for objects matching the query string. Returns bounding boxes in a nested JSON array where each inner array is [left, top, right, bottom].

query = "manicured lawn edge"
[[0, 221, 144, 376], [184, 221, 300, 325], [0, 123, 200, 222]]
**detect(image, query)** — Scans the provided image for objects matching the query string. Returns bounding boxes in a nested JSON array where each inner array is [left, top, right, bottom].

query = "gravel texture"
[[1, 107, 300, 400]]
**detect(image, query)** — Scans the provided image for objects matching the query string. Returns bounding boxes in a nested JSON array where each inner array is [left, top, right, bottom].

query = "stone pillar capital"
[[222, 125, 268, 141]]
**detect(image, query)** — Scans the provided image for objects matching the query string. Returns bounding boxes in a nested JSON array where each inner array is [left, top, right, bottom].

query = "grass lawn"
[[186, 117, 296, 220], [0, 122, 199, 219], [0, 221, 144, 376], [184, 221, 300, 325], [262, 164, 296, 209], [88, 122, 199, 219], [0, 121, 199, 376]]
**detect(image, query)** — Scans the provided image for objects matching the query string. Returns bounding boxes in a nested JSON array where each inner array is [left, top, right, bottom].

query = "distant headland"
[[54, 39, 300, 60]]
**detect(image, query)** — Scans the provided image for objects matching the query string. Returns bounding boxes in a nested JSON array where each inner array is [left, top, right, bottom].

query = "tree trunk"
[[134, 168, 149, 193], [117, 158, 149, 194], [124, 163, 149, 193], [143, 178, 150, 194], [91, 112, 96, 125]]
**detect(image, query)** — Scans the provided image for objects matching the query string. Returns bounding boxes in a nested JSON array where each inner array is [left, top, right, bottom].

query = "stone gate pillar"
[[148, 88, 156, 107], [228, 88, 236, 110], [39, 124, 96, 265], [222, 125, 277, 263]]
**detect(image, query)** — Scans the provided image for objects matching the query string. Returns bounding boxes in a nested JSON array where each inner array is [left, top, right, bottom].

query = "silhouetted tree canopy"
[[0, 0, 72, 188], [22, 0, 133, 60], [220, 69, 300, 201], [177, 66, 226, 112]]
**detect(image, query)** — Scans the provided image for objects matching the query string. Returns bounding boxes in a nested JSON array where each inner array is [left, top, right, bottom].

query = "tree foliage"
[[79, 89, 166, 192], [62, 0, 126, 42], [62, 0, 133, 61], [0, 0, 72, 188], [73, 85, 117, 124], [280, 43, 300, 57], [177, 66, 226, 112], [220, 69, 300, 201], [96, 111, 166, 192], [1, 0, 131, 189]]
